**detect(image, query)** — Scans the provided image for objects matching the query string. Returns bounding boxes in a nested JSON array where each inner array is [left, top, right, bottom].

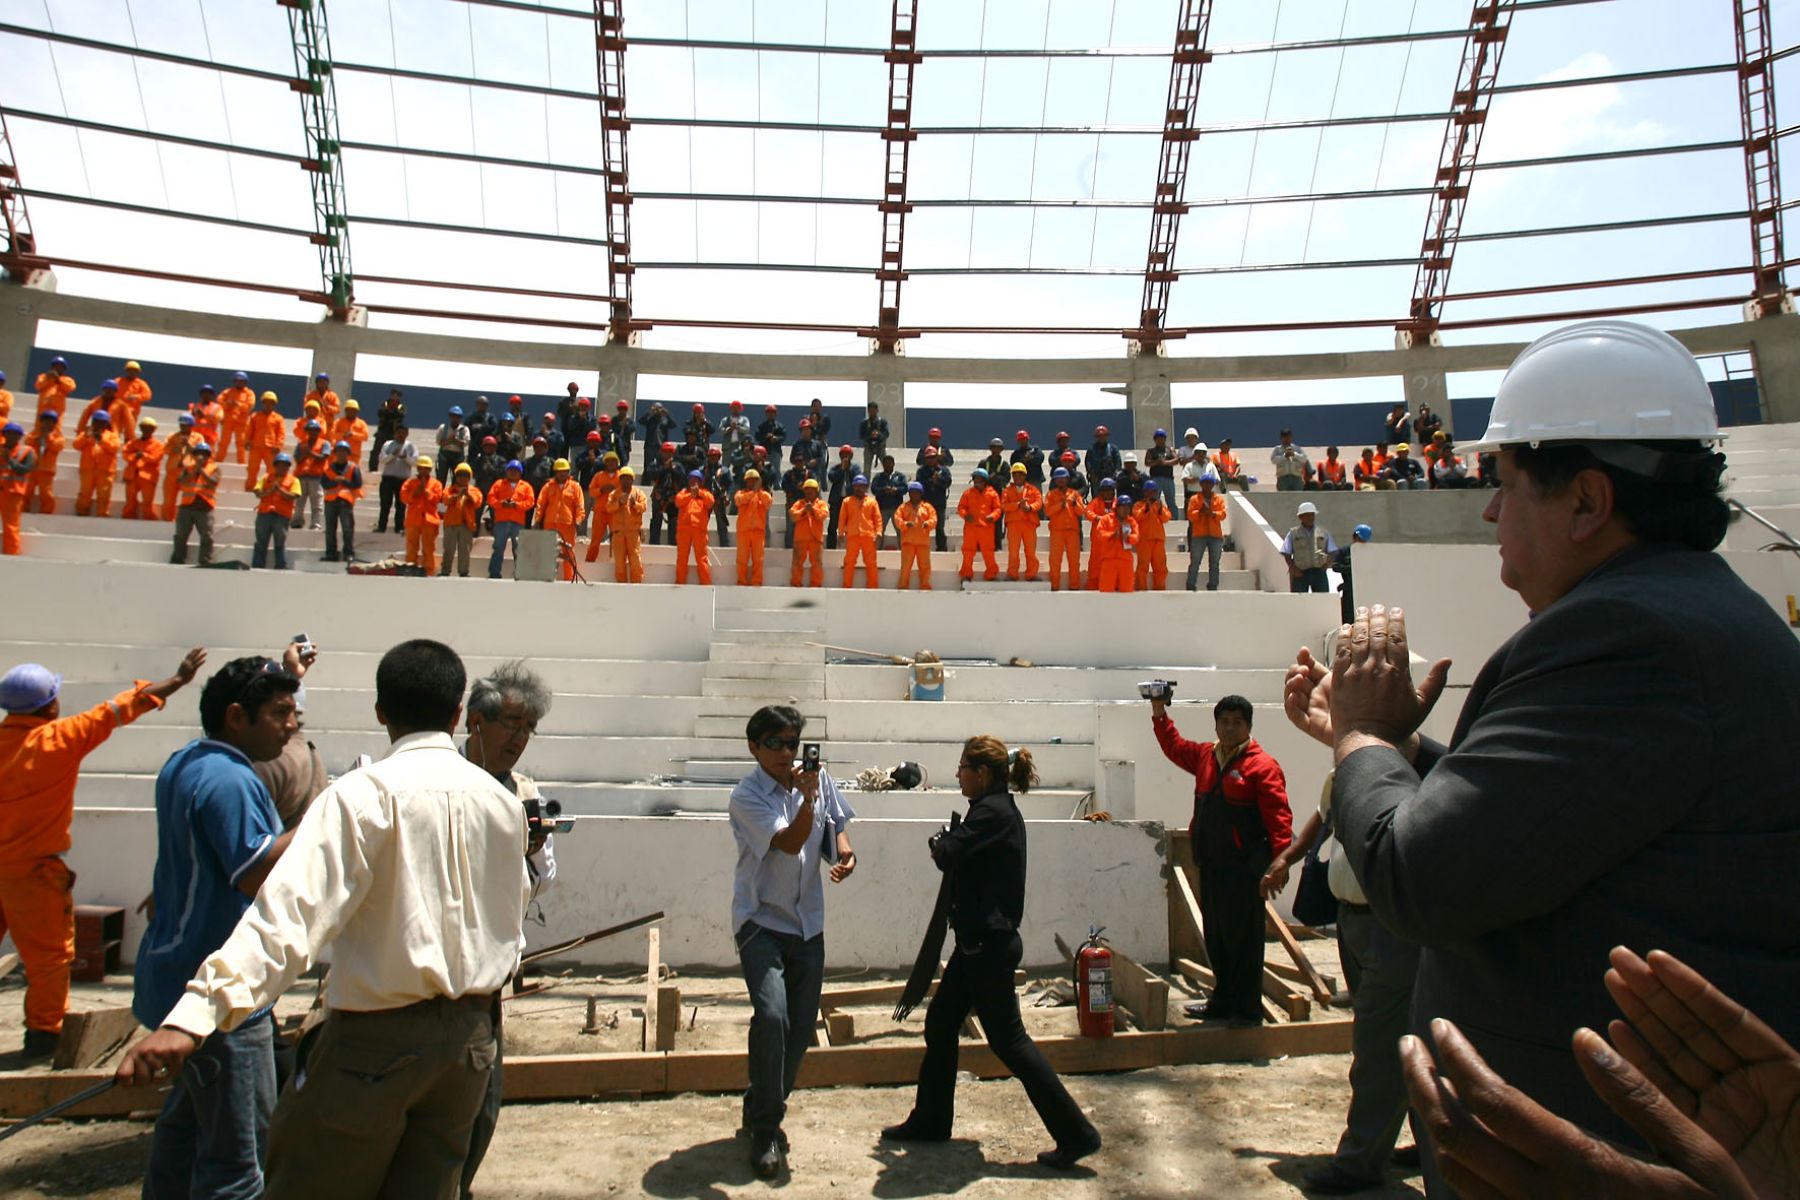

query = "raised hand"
[[1329, 606, 1450, 752]]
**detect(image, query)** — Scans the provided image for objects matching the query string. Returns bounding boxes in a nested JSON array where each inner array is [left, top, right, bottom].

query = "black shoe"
[[880, 1120, 950, 1143], [21, 1029, 57, 1059], [1301, 1163, 1381, 1194], [751, 1132, 783, 1180], [1226, 1015, 1262, 1029], [1392, 1145, 1421, 1168], [1035, 1129, 1101, 1170]]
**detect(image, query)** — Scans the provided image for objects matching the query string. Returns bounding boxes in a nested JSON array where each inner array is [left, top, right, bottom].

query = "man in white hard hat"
[[1282, 320, 1800, 1192], [1281, 501, 1337, 594]]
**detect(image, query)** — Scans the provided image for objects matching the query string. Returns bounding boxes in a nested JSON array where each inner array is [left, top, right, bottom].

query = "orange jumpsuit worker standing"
[[216, 372, 255, 463], [330, 398, 369, 464], [1001, 463, 1043, 581], [400, 456, 446, 575], [74, 413, 122, 518], [536, 458, 586, 582], [1083, 479, 1117, 591], [789, 478, 828, 587], [733, 470, 772, 586], [120, 417, 164, 519], [0, 649, 204, 1057], [1094, 495, 1139, 593], [584, 453, 620, 563], [439, 463, 483, 578], [838, 475, 882, 589], [956, 469, 1002, 583], [75, 383, 129, 503], [2, 422, 37, 556], [607, 466, 647, 583], [115, 361, 152, 425], [1043, 468, 1084, 590], [33, 358, 76, 433], [24, 410, 64, 515], [894, 481, 937, 590], [673, 469, 716, 585], [1133, 480, 1172, 591], [243, 393, 284, 492], [159, 414, 195, 520], [189, 386, 224, 452], [0, 371, 13, 424], [304, 372, 341, 426]]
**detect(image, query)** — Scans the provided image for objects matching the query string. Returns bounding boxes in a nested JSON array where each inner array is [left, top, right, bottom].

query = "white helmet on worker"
[[1464, 320, 1723, 469]]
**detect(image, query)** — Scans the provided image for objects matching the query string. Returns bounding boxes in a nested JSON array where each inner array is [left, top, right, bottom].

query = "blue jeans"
[[1186, 535, 1222, 591], [252, 512, 288, 570], [488, 521, 521, 578], [1276, 475, 1305, 491], [736, 921, 824, 1136], [144, 1013, 276, 1200]]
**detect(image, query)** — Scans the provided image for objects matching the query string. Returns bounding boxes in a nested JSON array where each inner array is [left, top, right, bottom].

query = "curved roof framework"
[[0, 0, 1792, 361]]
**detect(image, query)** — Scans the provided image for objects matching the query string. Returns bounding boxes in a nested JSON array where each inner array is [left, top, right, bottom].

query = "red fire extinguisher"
[[1074, 927, 1114, 1039]]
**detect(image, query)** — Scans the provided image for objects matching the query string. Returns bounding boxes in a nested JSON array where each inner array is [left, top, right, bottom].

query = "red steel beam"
[[0, 108, 47, 282], [1399, 1, 1512, 344], [595, 0, 638, 342], [1736, 0, 1789, 315], [1133, 0, 1217, 350], [874, 0, 921, 352]]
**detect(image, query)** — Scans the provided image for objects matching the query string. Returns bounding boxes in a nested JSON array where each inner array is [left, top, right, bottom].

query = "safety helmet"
[[971, 468, 989, 481], [346, 399, 360, 410], [1016, 430, 1029, 442], [577, 397, 590, 407], [1, 664, 62, 713], [1097, 477, 1115, 489], [1296, 502, 1318, 516], [448, 405, 463, 416], [799, 418, 812, 429], [687, 469, 704, 480], [598, 415, 612, 424], [304, 399, 320, 411], [315, 371, 329, 380], [603, 451, 619, 463], [617, 399, 629, 408], [743, 468, 760, 481], [1353, 524, 1374, 541], [803, 478, 820, 490], [305, 420, 321, 431], [260, 391, 278, 403], [91, 411, 111, 424], [455, 462, 472, 475], [1142, 480, 1159, 494], [1056, 430, 1069, 440], [928, 427, 941, 438], [125, 361, 141, 372], [840, 444, 854, 456], [587, 431, 603, 443], [101, 379, 117, 391], [232, 371, 247, 381], [553, 458, 570, 471], [1052, 468, 1068, 479], [907, 480, 923, 492], [619, 465, 635, 477], [191, 441, 213, 455], [1394, 442, 1411, 453], [1061, 451, 1077, 464], [416, 456, 434, 469], [989, 438, 1004, 449], [752, 445, 767, 456], [274, 452, 293, 465], [139, 417, 158, 430], [1463, 320, 1722, 455], [334, 440, 351, 451], [1095, 425, 1109, 437], [506, 459, 523, 472], [1153, 428, 1167, 439], [692, 404, 705, 414], [51, 356, 67, 367], [1009, 462, 1026, 474], [1, 422, 20, 437], [765, 404, 778, 413], [199, 384, 216, 394], [509, 395, 523, 404], [177, 413, 194, 426], [922, 445, 939, 457], [708, 446, 722, 457], [482, 436, 497, 447], [39, 409, 59, 421], [730, 400, 742, 411]]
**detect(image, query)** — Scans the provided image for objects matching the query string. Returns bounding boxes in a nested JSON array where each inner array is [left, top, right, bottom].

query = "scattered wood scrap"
[[52, 1007, 143, 1072]]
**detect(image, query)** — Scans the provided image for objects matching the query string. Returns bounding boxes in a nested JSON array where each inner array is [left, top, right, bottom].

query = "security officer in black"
[[882, 736, 1101, 1170], [646, 441, 683, 545], [1009, 433, 1046, 487], [914, 450, 952, 553], [639, 402, 676, 454], [608, 401, 634, 466], [1085, 426, 1122, 486], [704, 446, 732, 547], [756, 406, 787, 464], [465, 396, 495, 446], [826, 446, 856, 550], [779, 452, 809, 550]]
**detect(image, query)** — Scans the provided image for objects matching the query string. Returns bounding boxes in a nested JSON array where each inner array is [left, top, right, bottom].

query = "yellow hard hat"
[[304, 399, 320, 411], [1394, 442, 1411, 452], [553, 458, 571, 472], [454, 461, 472, 474], [345, 398, 360, 410], [139, 416, 158, 429], [416, 455, 434, 469], [803, 477, 820, 490], [603, 451, 619, 464], [743, 468, 760, 481], [124, 360, 141, 371], [260, 391, 278, 403], [618, 465, 635, 477]]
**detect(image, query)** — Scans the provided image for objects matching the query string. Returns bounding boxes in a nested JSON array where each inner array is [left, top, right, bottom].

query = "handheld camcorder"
[[1137, 679, 1177, 702], [523, 797, 573, 835]]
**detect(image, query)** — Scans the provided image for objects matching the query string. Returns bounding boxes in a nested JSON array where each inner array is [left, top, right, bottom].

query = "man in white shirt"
[[119, 639, 529, 1200], [729, 705, 857, 1180], [375, 425, 418, 533]]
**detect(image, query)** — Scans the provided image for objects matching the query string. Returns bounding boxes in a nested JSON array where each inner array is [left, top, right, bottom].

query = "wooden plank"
[[51, 1007, 142, 1071], [0, 1073, 145, 1119], [0, 952, 18, 980], [640, 928, 661, 1053], [1267, 958, 1337, 995], [819, 970, 1025, 1009], [653, 983, 681, 1052], [1175, 957, 1216, 990], [823, 1008, 855, 1046], [1169, 858, 1210, 969], [1265, 901, 1333, 1004], [1107, 948, 1169, 1032], [501, 1051, 668, 1100], [1165, 832, 1207, 967], [1163, 1017, 1353, 1065]]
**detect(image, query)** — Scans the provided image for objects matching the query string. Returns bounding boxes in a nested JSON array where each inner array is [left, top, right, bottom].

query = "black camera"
[[1137, 679, 1177, 701], [523, 797, 571, 835], [801, 742, 821, 773]]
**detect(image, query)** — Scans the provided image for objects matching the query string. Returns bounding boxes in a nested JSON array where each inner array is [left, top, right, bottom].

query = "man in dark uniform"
[[646, 441, 683, 546], [370, 389, 405, 472], [915, 448, 952, 553], [1085, 424, 1121, 486], [871, 454, 905, 549], [755, 405, 786, 465], [791, 419, 824, 485], [464, 396, 494, 446], [1008, 430, 1045, 487], [779, 452, 808, 550], [804, 398, 830, 443], [684, 404, 713, 448], [858, 402, 890, 480], [704, 445, 732, 547], [826, 445, 856, 551], [639, 402, 675, 454], [561, 398, 596, 455]]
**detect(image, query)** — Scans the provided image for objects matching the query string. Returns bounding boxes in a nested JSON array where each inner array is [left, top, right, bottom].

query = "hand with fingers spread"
[[1327, 605, 1451, 763], [1283, 644, 1335, 748], [1402, 1017, 1757, 1200], [1603, 947, 1800, 1199]]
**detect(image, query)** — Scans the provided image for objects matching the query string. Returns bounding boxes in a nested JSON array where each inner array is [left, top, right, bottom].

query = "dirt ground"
[[0, 944, 1424, 1199]]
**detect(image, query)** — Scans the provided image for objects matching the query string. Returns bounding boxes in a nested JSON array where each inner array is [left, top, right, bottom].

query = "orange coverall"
[[1093, 511, 1139, 592], [584, 469, 619, 562], [400, 474, 446, 575], [190, 401, 223, 452], [116, 375, 152, 424], [1083, 495, 1113, 591], [956, 485, 1002, 581], [120, 434, 165, 519], [1133, 497, 1172, 591], [0, 386, 12, 423], [789, 496, 828, 587], [330, 416, 369, 464], [734, 488, 772, 586], [0, 683, 165, 1035], [838, 493, 882, 589], [536, 478, 586, 582], [1043, 486, 1083, 590], [2, 441, 37, 555], [1001, 481, 1043, 581], [74, 428, 121, 517], [24, 426, 64, 515], [673, 485, 716, 585], [606, 485, 647, 583], [75, 394, 131, 435], [894, 498, 937, 590], [216, 385, 255, 462], [159, 431, 192, 520], [244, 408, 284, 491], [34, 371, 76, 432], [305, 387, 341, 426]]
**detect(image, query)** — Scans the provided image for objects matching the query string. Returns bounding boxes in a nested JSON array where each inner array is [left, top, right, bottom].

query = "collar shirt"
[[162, 732, 529, 1039], [379, 438, 417, 478], [729, 766, 855, 940], [1271, 444, 1311, 479], [1283, 523, 1339, 569], [1316, 774, 1367, 906]]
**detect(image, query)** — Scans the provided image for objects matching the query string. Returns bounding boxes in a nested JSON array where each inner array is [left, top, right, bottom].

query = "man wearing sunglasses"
[[729, 706, 858, 1180]]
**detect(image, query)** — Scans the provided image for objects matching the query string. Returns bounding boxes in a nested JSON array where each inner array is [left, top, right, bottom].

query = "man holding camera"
[[729, 706, 858, 1180]]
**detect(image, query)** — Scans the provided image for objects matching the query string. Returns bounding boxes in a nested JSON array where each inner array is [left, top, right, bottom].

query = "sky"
[[0, 0, 1792, 411]]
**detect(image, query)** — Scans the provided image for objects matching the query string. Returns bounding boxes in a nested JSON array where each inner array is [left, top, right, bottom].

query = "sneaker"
[[750, 1132, 783, 1180], [1301, 1162, 1382, 1194]]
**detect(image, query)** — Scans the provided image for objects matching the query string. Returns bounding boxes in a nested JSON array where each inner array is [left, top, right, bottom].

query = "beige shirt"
[[1318, 773, 1367, 907], [165, 731, 529, 1038]]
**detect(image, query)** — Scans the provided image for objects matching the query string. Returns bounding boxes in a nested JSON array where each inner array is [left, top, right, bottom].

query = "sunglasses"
[[759, 736, 801, 752]]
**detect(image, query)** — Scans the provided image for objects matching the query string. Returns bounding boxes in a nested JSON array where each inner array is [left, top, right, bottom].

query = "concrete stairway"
[[691, 591, 828, 747]]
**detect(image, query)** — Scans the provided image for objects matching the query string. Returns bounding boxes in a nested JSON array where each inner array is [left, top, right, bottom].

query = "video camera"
[[523, 796, 573, 835], [1137, 679, 1177, 701]]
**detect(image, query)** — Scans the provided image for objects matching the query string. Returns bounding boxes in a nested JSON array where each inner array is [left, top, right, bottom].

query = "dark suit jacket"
[[1335, 541, 1800, 1144]]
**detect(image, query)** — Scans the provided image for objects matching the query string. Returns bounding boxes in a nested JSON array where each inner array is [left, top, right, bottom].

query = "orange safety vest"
[[400, 475, 445, 527], [294, 435, 332, 477], [179, 462, 222, 508], [322, 458, 363, 503], [536, 478, 585, 529], [256, 474, 302, 519], [1319, 458, 1347, 485], [1186, 492, 1226, 539], [487, 478, 535, 524], [1214, 450, 1240, 478], [442, 482, 483, 531]]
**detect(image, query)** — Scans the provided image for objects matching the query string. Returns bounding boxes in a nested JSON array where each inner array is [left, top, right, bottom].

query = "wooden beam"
[[51, 1007, 142, 1071], [500, 1050, 668, 1100], [653, 983, 681, 1052], [1175, 957, 1215, 990], [819, 971, 1024, 1009], [641, 928, 662, 1052], [1267, 958, 1337, 995], [1107, 947, 1170, 1032], [0, 952, 18, 980], [1169, 856, 1211, 969], [823, 1008, 855, 1046], [1264, 901, 1333, 1004], [0, 1073, 147, 1119], [1165, 832, 1208, 967]]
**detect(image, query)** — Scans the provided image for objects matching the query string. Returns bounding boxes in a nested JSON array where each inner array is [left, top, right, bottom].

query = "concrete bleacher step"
[[702, 666, 825, 690], [680, 736, 1092, 788], [960, 578, 1052, 592], [825, 662, 1290, 704], [713, 607, 825, 632], [693, 714, 828, 739], [709, 640, 824, 664]]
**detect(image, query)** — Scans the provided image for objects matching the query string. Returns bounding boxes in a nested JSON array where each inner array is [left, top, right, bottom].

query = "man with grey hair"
[[459, 659, 557, 1199]]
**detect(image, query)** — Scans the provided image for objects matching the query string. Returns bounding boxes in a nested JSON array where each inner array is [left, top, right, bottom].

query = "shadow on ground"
[[0, 1121, 150, 1197], [869, 1138, 1096, 1198]]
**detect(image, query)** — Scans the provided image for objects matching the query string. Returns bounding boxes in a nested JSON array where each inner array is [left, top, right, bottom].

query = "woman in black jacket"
[[881, 735, 1102, 1169]]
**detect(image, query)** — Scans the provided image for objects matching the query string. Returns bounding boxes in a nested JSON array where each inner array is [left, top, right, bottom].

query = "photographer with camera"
[[729, 706, 857, 1180], [1149, 684, 1292, 1026]]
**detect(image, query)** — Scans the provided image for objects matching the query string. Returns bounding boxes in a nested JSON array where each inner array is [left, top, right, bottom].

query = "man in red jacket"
[[1150, 690, 1291, 1027]]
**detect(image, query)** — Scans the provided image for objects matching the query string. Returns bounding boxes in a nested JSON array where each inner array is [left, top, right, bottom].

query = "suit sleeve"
[[1333, 596, 1710, 947]]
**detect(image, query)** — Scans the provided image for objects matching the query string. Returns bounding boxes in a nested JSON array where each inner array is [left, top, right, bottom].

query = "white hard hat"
[[1296, 502, 1318, 516], [1462, 320, 1722, 455]]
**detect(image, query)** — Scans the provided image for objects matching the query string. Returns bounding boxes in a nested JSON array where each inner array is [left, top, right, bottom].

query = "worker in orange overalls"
[[838, 474, 881, 589], [120, 416, 164, 520], [1043, 468, 1084, 590], [330, 398, 369, 464], [734, 468, 772, 586], [159, 413, 195, 520], [33, 357, 76, 433], [216, 371, 255, 463], [584, 452, 620, 563], [304, 371, 341, 426], [2, 422, 37, 556], [789, 477, 828, 587], [894, 480, 937, 590], [170, 442, 221, 565], [1000, 462, 1043, 581], [292, 418, 331, 530], [0, 648, 204, 1056], [1093, 493, 1140, 593], [24, 409, 65, 515], [76, 379, 131, 434], [956, 468, 1002, 583], [439, 462, 483, 578], [535, 458, 585, 582], [74, 411, 122, 518], [1083, 477, 1117, 591], [673, 468, 716, 585], [244, 391, 283, 492], [0, 370, 13, 424], [251, 453, 302, 570], [116, 361, 152, 424], [189, 385, 224, 453], [400, 456, 445, 575], [1133, 480, 1172, 591], [607, 465, 647, 583]]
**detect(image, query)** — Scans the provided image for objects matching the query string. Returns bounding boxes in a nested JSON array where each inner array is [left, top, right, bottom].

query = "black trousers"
[[377, 475, 406, 532], [907, 933, 1095, 1148], [1196, 835, 1270, 1021]]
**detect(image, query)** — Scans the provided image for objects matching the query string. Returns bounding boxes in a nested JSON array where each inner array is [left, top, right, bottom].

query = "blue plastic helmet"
[[50, 356, 67, 368], [315, 371, 329, 381], [505, 459, 524, 472], [0, 663, 62, 714], [91, 410, 111, 424], [851, 475, 868, 486], [448, 405, 463, 417], [101, 378, 118, 391], [1097, 476, 1116, 489], [907, 480, 923, 492], [234, 371, 248, 381], [1052, 467, 1069, 479], [334, 440, 351, 452], [274, 452, 293, 465], [199, 384, 216, 394], [191, 441, 213, 455], [2, 422, 23, 437], [1141, 480, 1158, 495], [1354, 523, 1374, 542], [177, 413, 194, 426], [688, 469, 704, 480], [971, 468, 988, 480]]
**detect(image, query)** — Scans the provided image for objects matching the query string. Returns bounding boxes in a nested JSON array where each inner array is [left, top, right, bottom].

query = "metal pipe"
[[1452, 210, 1750, 244], [1437, 265, 1754, 302], [340, 140, 608, 178], [1434, 295, 1743, 330], [346, 214, 609, 248], [356, 274, 615, 304], [1728, 499, 1800, 550], [27, 256, 319, 300], [4, 108, 306, 164], [0, 23, 293, 84], [1486, 61, 1738, 95], [12, 188, 315, 239], [1475, 139, 1744, 172]]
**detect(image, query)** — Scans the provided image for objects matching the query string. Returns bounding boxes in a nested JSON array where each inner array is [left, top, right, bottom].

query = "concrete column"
[[1127, 355, 1173, 449], [595, 342, 639, 416], [1403, 362, 1452, 440], [0, 272, 55, 398], [310, 315, 364, 402], [1749, 314, 1800, 424], [866, 360, 904, 449]]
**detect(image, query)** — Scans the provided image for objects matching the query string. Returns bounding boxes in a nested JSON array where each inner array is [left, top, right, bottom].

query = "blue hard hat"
[[274, 452, 293, 465], [91, 410, 111, 423], [305, 419, 321, 430], [0, 663, 61, 714], [177, 413, 194, 425], [1153, 428, 1167, 438], [39, 409, 59, 421], [334, 439, 351, 451], [234, 371, 248, 381], [852, 475, 868, 486], [0, 370, 7, 382], [315, 371, 329, 380], [191, 441, 213, 454], [907, 480, 923, 492], [448, 405, 463, 416], [101, 378, 118, 391], [687, 469, 704, 480], [1097, 476, 1116, 489], [971, 468, 988, 480], [1052, 467, 1068, 478], [1354, 523, 1374, 542], [50, 356, 66, 367], [1141, 480, 1158, 494], [199, 384, 216, 394], [505, 459, 523, 471], [2, 422, 22, 436]]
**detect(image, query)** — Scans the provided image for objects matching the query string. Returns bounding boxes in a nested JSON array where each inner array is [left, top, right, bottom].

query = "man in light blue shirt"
[[728, 704, 857, 1181]]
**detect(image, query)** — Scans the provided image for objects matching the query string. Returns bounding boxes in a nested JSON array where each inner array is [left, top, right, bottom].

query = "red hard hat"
[[799, 418, 811, 428], [1056, 430, 1069, 440], [753, 445, 768, 456], [692, 404, 705, 414], [1061, 451, 1077, 464], [509, 395, 522, 404], [1095, 424, 1109, 436], [599, 415, 612, 424], [928, 427, 941, 438], [730, 400, 743, 410], [616, 399, 629, 408], [587, 431, 603, 443], [764, 404, 777, 413], [577, 397, 590, 407], [1016, 430, 1029, 442], [708, 445, 722, 457], [662, 441, 675, 452], [482, 436, 497, 447], [923, 446, 939, 457], [840, 444, 853, 455]]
